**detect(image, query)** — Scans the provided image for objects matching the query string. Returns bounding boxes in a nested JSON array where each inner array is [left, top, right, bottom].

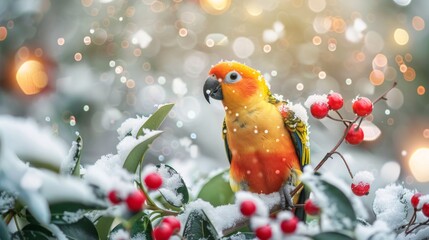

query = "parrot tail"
[[294, 185, 310, 221]]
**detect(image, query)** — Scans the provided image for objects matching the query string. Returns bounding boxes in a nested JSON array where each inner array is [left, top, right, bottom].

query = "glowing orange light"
[[417, 86, 425, 95], [16, 60, 48, 95], [0, 26, 7, 41], [412, 16, 425, 31], [395, 55, 404, 65], [369, 69, 385, 86], [394, 28, 409, 45], [312, 36, 322, 45], [409, 148, 429, 182], [399, 64, 407, 73], [373, 54, 388, 68], [354, 51, 366, 62], [423, 129, 429, 138]]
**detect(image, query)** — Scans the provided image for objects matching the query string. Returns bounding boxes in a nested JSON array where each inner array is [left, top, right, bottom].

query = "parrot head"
[[203, 61, 270, 108]]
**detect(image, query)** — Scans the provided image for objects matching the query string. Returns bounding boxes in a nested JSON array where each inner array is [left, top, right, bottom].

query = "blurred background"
[[0, 0, 428, 196]]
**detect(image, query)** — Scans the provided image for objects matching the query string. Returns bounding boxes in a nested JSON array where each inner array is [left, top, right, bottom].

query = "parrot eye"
[[225, 71, 242, 83]]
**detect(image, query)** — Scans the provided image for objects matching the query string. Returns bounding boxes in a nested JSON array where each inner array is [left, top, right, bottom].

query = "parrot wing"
[[222, 119, 233, 164]]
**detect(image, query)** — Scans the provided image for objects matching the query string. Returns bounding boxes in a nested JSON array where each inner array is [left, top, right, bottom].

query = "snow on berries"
[[304, 199, 320, 216], [327, 92, 344, 110], [352, 97, 373, 117], [310, 102, 330, 119], [144, 172, 163, 190], [351, 171, 374, 196], [345, 124, 364, 145], [152, 223, 174, 240], [422, 203, 429, 217], [125, 190, 146, 212]]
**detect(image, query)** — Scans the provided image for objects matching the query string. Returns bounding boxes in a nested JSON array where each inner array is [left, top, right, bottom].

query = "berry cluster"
[[153, 216, 181, 240], [411, 193, 429, 217], [238, 198, 321, 239], [306, 92, 374, 145]]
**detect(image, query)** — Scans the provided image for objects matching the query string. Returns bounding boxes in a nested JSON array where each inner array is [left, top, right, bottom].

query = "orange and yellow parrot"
[[203, 61, 310, 218]]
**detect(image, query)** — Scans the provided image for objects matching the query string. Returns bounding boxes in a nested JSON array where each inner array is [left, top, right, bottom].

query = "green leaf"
[[137, 103, 174, 137], [156, 164, 189, 207], [122, 131, 163, 173], [0, 218, 11, 240], [183, 209, 218, 240], [12, 224, 54, 240], [311, 232, 355, 240], [95, 216, 115, 240], [197, 169, 234, 207], [56, 216, 99, 240], [110, 213, 153, 240], [49, 202, 102, 224], [221, 232, 255, 239], [302, 173, 357, 231], [72, 135, 83, 176]]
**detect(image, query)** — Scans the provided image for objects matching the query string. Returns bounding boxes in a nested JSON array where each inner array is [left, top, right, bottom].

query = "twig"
[[331, 151, 354, 179]]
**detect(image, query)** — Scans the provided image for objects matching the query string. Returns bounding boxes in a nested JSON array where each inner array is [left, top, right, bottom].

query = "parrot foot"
[[280, 184, 294, 210]]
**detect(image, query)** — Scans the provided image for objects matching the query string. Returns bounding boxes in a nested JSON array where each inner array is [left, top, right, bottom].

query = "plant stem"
[[331, 151, 354, 179]]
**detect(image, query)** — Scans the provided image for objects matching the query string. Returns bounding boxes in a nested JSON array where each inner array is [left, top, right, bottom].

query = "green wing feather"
[[222, 120, 232, 164]]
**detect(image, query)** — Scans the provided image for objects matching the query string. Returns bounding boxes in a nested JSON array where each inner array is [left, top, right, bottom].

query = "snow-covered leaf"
[[197, 169, 234, 207], [136, 103, 174, 137], [49, 202, 102, 224], [0, 218, 10, 240], [302, 172, 357, 231], [122, 131, 163, 173], [61, 135, 83, 176], [156, 164, 189, 207], [311, 232, 354, 240], [110, 212, 152, 239], [56, 216, 98, 240], [183, 209, 218, 240]]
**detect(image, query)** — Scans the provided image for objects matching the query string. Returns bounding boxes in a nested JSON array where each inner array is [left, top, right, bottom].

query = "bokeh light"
[[394, 28, 409, 45], [200, 0, 231, 15], [16, 60, 48, 95], [409, 148, 429, 182]]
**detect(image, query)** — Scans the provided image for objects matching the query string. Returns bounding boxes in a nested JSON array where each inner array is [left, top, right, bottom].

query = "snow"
[[0, 191, 15, 213], [84, 154, 135, 198], [110, 228, 130, 240], [355, 220, 395, 240], [373, 184, 413, 230], [62, 209, 85, 223], [353, 171, 375, 185], [416, 194, 429, 209], [0, 116, 68, 170], [131, 29, 152, 49], [397, 225, 429, 240], [117, 116, 149, 140], [304, 94, 328, 108], [284, 101, 309, 125], [116, 130, 162, 164]]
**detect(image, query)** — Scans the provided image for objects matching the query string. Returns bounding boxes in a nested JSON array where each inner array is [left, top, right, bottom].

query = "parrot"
[[203, 61, 310, 219]]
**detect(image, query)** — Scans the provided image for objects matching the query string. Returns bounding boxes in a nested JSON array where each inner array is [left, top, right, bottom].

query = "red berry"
[[280, 216, 299, 234], [422, 203, 429, 217], [411, 193, 422, 209], [310, 102, 329, 119], [126, 190, 146, 212], [144, 172, 163, 190], [240, 200, 257, 216], [351, 182, 370, 196], [153, 223, 173, 240], [162, 216, 181, 232], [108, 190, 122, 205], [255, 225, 272, 240], [345, 124, 364, 145], [304, 199, 320, 216], [327, 92, 344, 110], [352, 97, 373, 117]]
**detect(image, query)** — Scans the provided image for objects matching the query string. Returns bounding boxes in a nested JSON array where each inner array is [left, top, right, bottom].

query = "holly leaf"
[[12, 224, 54, 240], [183, 209, 218, 240], [71, 135, 83, 177], [156, 164, 189, 207], [136, 103, 174, 137], [110, 213, 153, 239], [197, 169, 234, 207], [122, 130, 163, 173], [95, 216, 115, 240], [56, 216, 99, 240], [311, 232, 354, 240]]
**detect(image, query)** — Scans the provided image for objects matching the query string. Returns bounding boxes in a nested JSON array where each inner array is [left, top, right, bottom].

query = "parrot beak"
[[203, 75, 223, 103]]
